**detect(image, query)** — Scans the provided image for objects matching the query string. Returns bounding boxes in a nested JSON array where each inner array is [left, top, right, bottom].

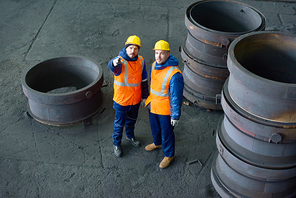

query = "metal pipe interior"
[[233, 34, 296, 83], [190, 1, 263, 32], [25, 58, 99, 93]]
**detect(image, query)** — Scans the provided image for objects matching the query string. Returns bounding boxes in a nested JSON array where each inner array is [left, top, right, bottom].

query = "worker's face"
[[126, 45, 139, 59], [155, 50, 170, 65]]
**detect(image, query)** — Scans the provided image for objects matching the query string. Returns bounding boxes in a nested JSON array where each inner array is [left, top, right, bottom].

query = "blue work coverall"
[[148, 54, 184, 157], [108, 48, 149, 146]]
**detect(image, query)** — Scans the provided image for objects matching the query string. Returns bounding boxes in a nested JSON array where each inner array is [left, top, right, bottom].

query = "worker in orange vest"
[[145, 40, 184, 168], [108, 35, 149, 157]]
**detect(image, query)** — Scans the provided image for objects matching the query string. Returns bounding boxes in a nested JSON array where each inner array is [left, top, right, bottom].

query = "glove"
[[141, 99, 146, 107], [112, 57, 123, 67], [171, 119, 179, 127]]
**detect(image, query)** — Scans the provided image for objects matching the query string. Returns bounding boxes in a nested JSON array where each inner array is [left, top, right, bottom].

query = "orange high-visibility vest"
[[145, 62, 182, 115], [113, 55, 144, 106]]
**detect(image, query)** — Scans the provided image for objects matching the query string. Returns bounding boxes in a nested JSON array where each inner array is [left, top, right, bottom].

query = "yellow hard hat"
[[125, 35, 141, 47], [153, 40, 170, 51]]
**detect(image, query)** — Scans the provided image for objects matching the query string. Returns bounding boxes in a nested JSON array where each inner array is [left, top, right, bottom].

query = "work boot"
[[126, 137, 141, 147], [113, 145, 122, 157], [145, 143, 162, 151], [159, 156, 175, 169]]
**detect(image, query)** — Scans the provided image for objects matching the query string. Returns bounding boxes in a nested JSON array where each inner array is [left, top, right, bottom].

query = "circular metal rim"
[[185, 0, 266, 43], [21, 56, 103, 102], [211, 153, 239, 198], [222, 79, 296, 128], [216, 125, 296, 180], [181, 39, 229, 69], [21, 56, 104, 126], [211, 150, 296, 197], [183, 85, 223, 110], [222, 87, 296, 142], [227, 31, 296, 96], [219, 116, 296, 168]]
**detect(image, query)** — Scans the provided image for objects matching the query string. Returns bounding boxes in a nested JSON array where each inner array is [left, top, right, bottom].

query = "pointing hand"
[[113, 57, 123, 66]]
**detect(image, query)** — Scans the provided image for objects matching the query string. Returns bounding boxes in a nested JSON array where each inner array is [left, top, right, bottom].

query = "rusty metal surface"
[[183, 84, 223, 110], [181, 46, 226, 110], [216, 132, 296, 180], [211, 117, 296, 197], [22, 56, 104, 126], [222, 80, 296, 143], [184, 31, 229, 66], [185, 0, 266, 46], [211, 151, 296, 198], [220, 115, 296, 168], [211, 32, 296, 197], [183, 63, 225, 97], [181, 46, 229, 79], [227, 31, 296, 123], [182, 0, 266, 111]]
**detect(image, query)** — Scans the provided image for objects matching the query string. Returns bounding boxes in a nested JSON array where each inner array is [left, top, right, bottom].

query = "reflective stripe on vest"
[[150, 62, 178, 97], [114, 56, 143, 87]]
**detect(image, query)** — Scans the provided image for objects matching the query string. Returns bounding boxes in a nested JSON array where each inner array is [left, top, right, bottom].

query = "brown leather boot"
[[145, 143, 162, 151], [159, 156, 175, 169]]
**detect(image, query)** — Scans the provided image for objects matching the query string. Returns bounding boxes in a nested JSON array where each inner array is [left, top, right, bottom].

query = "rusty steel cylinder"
[[211, 31, 296, 197], [22, 56, 104, 126], [182, 0, 266, 110]]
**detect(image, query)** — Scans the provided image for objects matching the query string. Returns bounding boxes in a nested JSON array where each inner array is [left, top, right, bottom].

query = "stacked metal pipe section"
[[181, 0, 265, 110], [211, 32, 296, 197]]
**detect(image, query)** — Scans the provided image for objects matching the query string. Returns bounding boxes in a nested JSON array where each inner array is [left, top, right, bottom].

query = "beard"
[[128, 53, 136, 58]]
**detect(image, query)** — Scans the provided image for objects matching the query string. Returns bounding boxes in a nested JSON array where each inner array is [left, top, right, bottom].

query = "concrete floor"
[[1, 0, 295, 197]]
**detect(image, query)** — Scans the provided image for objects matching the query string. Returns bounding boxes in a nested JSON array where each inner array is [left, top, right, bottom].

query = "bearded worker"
[[108, 35, 149, 157]]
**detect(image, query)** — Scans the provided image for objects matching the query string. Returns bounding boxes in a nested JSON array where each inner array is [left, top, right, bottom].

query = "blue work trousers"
[[148, 111, 175, 157], [112, 103, 140, 146]]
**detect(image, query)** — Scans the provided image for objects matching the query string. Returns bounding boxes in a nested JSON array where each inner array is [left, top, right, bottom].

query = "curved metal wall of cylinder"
[[182, 0, 266, 110], [211, 152, 296, 198], [185, 0, 266, 46], [181, 42, 229, 79], [184, 31, 229, 67], [22, 56, 104, 126], [182, 60, 225, 110], [227, 31, 296, 122], [211, 122, 296, 198], [222, 82, 296, 144], [220, 114, 296, 168], [211, 114, 296, 197], [183, 62, 226, 97], [211, 31, 296, 197]]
